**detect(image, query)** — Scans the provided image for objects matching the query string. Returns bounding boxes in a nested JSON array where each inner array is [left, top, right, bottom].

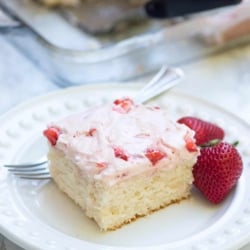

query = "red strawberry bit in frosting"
[[113, 98, 134, 114], [43, 127, 61, 146], [86, 128, 97, 136], [113, 146, 129, 161], [145, 148, 166, 165], [184, 135, 198, 152], [96, 162, 108, 168]]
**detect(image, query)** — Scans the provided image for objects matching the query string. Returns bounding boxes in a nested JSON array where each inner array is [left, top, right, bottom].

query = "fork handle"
[[145, 0, 242, 18], [133, 66, 184, 104]]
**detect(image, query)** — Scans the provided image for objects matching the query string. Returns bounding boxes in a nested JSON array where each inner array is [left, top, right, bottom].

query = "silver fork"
[[3, 66, 184, 180], [4, 156, 50, 180]]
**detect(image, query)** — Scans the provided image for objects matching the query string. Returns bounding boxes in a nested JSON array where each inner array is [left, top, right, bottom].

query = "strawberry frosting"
[[47, 98, 199, 186]]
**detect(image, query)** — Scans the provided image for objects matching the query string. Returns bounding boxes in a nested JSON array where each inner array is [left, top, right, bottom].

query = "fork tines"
[[4, 158, 51, 179]]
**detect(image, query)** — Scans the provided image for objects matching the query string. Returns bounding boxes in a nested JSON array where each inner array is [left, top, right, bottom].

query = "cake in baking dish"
[[43, 98, 199, 231], [38, 0, 146, 6], [37, 0, 79, 6]]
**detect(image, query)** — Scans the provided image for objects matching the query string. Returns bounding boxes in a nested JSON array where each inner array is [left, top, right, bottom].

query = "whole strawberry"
[[177, 116, 225, 146], [193, 142, 243, 204]]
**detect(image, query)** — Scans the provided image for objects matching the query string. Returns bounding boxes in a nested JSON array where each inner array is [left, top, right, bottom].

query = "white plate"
[[0, 84, 250, 250]]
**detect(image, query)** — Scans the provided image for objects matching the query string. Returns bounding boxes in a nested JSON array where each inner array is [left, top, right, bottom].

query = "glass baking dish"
[[2, 0, 250, 86]]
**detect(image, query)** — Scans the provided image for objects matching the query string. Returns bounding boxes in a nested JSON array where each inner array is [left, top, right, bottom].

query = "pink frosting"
[[50, 99, 199, 186]]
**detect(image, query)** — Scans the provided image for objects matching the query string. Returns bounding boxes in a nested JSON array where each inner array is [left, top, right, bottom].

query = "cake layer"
[[49, 147, 194, 231]]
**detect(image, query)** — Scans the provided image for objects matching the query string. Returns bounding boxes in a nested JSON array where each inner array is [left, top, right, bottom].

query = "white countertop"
[[180, 44, 250, 125], [0, 30, 250, 249]]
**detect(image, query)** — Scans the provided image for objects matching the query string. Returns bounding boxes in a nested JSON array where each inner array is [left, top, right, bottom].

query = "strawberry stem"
[[200, 140, 239, 148], [232, 141, 239, 147], [200, 139, 221, 148]]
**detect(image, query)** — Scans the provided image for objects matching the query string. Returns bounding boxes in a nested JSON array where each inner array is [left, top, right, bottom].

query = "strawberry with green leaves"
[[193, 141, 243, 204], [178, 116, 243, 204]]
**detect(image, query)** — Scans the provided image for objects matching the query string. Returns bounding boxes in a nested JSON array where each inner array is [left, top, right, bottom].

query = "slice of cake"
[[43, 98, 199, 231]]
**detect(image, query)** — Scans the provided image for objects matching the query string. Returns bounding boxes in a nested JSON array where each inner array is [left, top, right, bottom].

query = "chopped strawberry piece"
[[113, 146, 129, 161], [96, 162, 108, 168], [86, 128, 97, 136], [145, 148, 166, 165], [113, 98, 134, 114], [43, 127, 61, 146], [184, 135, 198, 152]]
